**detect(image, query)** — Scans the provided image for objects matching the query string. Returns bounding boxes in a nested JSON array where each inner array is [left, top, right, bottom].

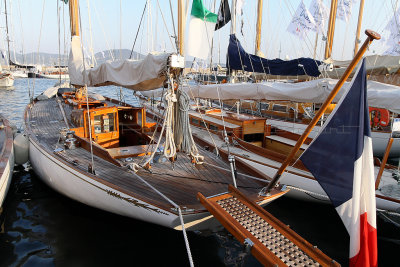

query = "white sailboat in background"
[[0, 64, 14, 86], [0, 0, 14, 87]]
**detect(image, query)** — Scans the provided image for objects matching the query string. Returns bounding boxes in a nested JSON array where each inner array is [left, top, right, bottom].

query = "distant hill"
[[0, 49, 145, 67], [0, 49, 214, 69]]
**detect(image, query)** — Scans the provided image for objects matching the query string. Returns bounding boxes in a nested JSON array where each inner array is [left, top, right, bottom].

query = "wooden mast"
[[4, 0, 11, 65], [69, 0, 80, 37], [178, 0, 185, 55], [353, 0, 365, 56], [324, 0, 338, 59], [265, 30, 381, 192], [255, 0, 263, 55]]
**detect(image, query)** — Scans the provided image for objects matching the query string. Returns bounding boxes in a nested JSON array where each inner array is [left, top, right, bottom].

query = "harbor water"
[[0, 78, 399, 266]]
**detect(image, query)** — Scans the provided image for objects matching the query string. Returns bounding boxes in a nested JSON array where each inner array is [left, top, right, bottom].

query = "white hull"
[[29, 137, 279, 231], [0, 146, 14, 207], [190, 126, 400, 213], [12, 72, 28, 78], [40, 74, 69, 80], [239, 157, 400, 213], [268, 119, 400, 157], [0, 73, 14, 87]]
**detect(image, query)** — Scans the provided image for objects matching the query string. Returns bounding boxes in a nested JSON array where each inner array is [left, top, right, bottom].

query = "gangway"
[[198, 185, 340, 266]]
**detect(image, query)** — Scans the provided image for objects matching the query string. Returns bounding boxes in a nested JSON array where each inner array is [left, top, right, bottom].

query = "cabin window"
[[94, 115, 102, 134], [243, 133, 264, 142], [103, 113, 115, 132], [93, 113, 116, 134], [272, 104, 287, 112], [200, 121, 207, 128], [209, 124, 218, 131]]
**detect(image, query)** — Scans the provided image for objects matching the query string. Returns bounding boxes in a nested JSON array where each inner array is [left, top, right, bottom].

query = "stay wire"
[[129, 1, 147, 59]]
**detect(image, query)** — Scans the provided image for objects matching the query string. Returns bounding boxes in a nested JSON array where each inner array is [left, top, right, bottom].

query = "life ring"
[[369, 107, 390, 128]]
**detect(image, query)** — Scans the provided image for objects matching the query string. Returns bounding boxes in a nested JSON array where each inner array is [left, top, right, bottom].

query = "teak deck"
[[26, 96, 280, 215]]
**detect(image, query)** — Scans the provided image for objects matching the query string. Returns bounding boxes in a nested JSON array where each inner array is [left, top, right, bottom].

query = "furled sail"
[[326, 55, 400, 77], [182, 78, 400, 113], [227, 34, 323, 77], [68, 36, 170, 91]]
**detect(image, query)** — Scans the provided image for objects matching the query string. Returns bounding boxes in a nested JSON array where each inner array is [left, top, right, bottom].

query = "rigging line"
[[31, 0, 46, 102], [156, 0, 175, 50], [129, 1, 147, 59], [390, 0, 400, 33], [282, 0, 314, 60], [86, 0, 96, 67], [78, 2, 96, 173], [168, 0, 178, 52], [16, 0, 25, 64], [282, 0, 321, 71], [63, 0, 67, 67], [92, 2, 114, 61], [340, 22, 350, 60], [185, 84, 220, 156], [120, 0, 122, 59], [57, 0, 61, 83], [126, 168, 194, 267]]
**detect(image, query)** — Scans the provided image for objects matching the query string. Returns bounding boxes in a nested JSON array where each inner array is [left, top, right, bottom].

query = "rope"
[[126, 168, 194, 267], [141, 78, 176, 168], [182, 84, 220, 156], [175, 89, 203, 163], [163, 89, 177, 159]]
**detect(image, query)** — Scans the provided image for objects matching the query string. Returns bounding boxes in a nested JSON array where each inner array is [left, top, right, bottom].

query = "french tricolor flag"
[[301, 58, 378, 266]]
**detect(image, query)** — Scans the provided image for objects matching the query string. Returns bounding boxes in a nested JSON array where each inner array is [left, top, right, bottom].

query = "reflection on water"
[[0, 78, 398, 266]]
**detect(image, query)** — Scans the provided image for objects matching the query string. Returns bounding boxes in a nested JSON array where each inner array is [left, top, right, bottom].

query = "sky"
[[0, 0, 397, 65]]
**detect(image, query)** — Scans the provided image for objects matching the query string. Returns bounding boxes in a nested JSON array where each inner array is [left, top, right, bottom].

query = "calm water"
[[0, 78, 398, 266]]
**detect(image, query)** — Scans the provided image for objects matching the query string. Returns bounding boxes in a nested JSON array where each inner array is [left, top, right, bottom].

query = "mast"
[[178, 0, 185, 55], [324, 0, 338, 59], [69, 0, 80, 37], [4, 0, 11, 65], [230, 0, 237, 34], [353, 0, 365, 56], [255, 0, 263, 55]]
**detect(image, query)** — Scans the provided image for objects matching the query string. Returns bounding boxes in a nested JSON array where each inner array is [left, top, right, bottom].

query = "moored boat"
[[0, 72, 14, 87], [0, 114, 14, 207], [24, 81, 287, 231]]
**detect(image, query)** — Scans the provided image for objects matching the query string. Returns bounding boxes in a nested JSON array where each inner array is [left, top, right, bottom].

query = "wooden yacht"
[[0, 114, 14, 207], [24, 87, 288, 231], [144, 103, 400, 213]]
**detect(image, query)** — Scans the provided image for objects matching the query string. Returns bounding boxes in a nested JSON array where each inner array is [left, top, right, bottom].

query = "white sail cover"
[[69, 36, 170, 91], [182, 79, 400, 113], [326, 55, 400, 77]]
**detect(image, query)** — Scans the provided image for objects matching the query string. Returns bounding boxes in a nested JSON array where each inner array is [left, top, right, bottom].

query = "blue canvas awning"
[[227, 34, 322, 77]]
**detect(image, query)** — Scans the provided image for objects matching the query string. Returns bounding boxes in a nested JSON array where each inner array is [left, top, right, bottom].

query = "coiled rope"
[[175, 89, 203, 164]]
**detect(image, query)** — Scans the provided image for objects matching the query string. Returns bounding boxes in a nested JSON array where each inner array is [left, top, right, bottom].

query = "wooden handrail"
[[265, 29, 381, 192]]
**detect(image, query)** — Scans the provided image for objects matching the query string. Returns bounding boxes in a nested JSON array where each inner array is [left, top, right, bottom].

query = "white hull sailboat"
[[0, 114, 14, 207], [179, 107, 400, 213], [0, 73, 14, 87], [268, 118, 400, 158], [24, 0, 287, 232], [25, 82, 287, 231]]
